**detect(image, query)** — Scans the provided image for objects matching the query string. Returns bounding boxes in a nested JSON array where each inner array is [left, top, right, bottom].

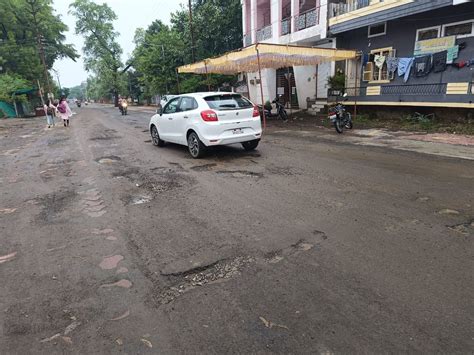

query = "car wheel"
[[151, 125, 165, 147], [187, 131, 206, 158], [242, 139, 259, 151]]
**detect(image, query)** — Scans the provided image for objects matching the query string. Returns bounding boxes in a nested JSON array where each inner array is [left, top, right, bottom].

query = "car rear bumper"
[[201, 131, 262, 146]]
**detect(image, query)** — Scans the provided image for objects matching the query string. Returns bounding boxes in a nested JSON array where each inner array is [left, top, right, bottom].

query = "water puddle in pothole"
[[96, 156, 122, 164]]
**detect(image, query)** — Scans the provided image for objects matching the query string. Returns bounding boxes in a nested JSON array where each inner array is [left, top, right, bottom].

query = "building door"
[[276, 67, 299, 108]]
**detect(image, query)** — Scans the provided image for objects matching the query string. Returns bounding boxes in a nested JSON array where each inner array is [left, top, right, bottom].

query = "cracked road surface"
[[1, 105, 473, 353]]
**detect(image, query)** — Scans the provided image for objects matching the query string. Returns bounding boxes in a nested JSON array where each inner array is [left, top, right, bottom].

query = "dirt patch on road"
[[35, 189, 77, 224]]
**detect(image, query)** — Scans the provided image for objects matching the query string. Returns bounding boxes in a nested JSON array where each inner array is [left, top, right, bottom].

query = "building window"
[[368, 22, 386, 38], [442, 20, 474, 38], [416, 26, 441, 41], [363, 47, 396, 82]]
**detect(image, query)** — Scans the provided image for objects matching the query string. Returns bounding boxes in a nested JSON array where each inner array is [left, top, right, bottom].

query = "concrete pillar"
[[291, 0, 299, 33], [250, 0, 257, 43], [271, 0, 281, 41], [242, 0, 247, 46]]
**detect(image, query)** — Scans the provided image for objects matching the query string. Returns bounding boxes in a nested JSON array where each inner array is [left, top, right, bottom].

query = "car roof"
[[179, 92, 241, 98]]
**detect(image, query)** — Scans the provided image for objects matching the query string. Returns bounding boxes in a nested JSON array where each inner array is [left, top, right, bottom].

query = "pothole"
[[96, 156, 122, 164], [190, 163, 217, 172], [125, 194, 153, 206], [447, 221, 473, 236], [157, 256, 254, 305], [216, 170, 263, 178]]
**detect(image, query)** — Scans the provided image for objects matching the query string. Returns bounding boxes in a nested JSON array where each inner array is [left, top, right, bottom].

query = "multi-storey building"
[[242, 0, 335, 110], [328, 0, 474, 109]]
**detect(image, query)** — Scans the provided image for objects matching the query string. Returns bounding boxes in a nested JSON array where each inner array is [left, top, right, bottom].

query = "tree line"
[[0, 0, 77, 103], [0, 0, 243, 105], [71, 0, 243, 103]]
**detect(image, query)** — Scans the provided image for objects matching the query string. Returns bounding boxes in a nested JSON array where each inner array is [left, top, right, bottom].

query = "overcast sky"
[[53, 0, 185, 88]]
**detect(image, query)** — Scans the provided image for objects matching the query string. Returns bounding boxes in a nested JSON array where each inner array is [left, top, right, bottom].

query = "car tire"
[[151, 125, 165, 147], [242, 139, 259, 151], [187, 131, 206, 158]]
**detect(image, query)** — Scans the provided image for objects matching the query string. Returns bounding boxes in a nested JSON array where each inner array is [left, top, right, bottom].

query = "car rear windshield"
[[205, 94, 253, 110]]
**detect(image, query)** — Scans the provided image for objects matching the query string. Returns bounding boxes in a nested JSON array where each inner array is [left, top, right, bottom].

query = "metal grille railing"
[[329, 0, 370, 18], [296, 8, 318, 31], [256, 25, 272, 42], [281, 18, 291, 35], [381, 83, 447, 95], [329, 83, 449, 98]]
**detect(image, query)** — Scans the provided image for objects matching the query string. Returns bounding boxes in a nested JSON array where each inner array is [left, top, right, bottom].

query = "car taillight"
[[200, 110, 218, 122], [252, 105, 260, 117]]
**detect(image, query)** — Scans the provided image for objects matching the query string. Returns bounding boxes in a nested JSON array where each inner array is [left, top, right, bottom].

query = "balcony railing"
[[329, 0, 370, 18], [296, 8, 318, 31], [244, 33, 252, 47], [281, 18, 291, 36], [329, 83, 452, 100], [256, 25, 272, 42]]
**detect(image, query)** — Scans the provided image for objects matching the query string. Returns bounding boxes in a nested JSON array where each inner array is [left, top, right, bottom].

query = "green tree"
[[131, 1, 243, 96], [0, 73, 29, 103], [0, 0, 78, 92], [69, 0, 123, 106]]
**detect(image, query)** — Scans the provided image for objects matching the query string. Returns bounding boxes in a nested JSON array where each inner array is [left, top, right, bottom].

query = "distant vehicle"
[[159, 95, 176, 109], [149, 92, 262, 158], [119, 100, 128, 115]]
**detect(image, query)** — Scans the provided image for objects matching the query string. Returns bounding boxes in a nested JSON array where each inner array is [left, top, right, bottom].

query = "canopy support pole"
[[175, 69, 181, 94], [256, 45, 266, 130], [353, 57, 359, 121], [204, 61, 211, 92]]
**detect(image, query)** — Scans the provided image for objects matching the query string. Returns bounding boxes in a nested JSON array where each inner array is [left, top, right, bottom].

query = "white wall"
[[247, 69, 277, 104]]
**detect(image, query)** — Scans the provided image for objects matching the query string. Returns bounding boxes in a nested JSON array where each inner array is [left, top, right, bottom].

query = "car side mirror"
[[157, 107, 163, 115]]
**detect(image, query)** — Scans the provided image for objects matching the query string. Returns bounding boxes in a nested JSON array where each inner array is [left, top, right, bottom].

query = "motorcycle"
[[119, 100, 128, 116], [76, 101, 81, 108], [258, 96, 288, 121], [328, 93, 353, 134]]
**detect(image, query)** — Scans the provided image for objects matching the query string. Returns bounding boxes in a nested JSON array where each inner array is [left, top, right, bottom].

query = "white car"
[[159, 95, 176, 109], [149, 92, 262, 158]]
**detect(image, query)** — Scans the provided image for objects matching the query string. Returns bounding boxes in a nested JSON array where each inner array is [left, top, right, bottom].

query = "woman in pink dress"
[[57, 96, 72, 127]]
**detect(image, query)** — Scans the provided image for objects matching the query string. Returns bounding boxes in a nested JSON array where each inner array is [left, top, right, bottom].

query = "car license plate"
[[232, 128, 243, 135]]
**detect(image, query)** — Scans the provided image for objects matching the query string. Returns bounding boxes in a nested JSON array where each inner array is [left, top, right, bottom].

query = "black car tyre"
[[188, 131, 206, 158], [242, 139, 259, 151], [151, 125, 165, 147]]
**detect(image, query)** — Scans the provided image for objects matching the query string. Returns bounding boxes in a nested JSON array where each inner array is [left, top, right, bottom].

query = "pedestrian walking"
[[57, 96, 72, 127], [43, 99, 56, 128]]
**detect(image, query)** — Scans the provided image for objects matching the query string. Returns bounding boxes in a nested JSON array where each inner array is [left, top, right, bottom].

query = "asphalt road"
[[1, 105, 473, 353]]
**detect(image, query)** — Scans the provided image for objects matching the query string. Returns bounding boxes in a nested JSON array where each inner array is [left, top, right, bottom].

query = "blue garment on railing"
[[398, 57, 414, 82], [386, 57, 399, 74]]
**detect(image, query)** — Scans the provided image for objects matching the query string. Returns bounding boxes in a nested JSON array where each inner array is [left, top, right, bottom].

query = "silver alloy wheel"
[[188, 134, 199, 157], [151, 126, 160, 146]]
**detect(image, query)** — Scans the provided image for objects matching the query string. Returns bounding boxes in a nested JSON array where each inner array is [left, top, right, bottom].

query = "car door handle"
[[168, 117, 173, 120], [183, 116, 189, 119]]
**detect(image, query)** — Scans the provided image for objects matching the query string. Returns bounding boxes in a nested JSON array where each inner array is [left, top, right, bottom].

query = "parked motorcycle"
[[328, 93, 352, 134], [119, 100, 128, 116], [76, 101, 81, 108], [258, 96, 288, 121]]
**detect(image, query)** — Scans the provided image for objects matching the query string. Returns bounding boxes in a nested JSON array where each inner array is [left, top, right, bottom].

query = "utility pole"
[[188, 0, 196, 63]]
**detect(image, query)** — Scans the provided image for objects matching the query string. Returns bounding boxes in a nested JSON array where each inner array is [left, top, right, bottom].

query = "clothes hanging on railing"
[[374, 55, 386, 69], [398, 57, 414, 83], [414, 55, 432, 77], [432, 50, 447, 73], [386, 57, 399, 74], [447, 45, 459, 64]]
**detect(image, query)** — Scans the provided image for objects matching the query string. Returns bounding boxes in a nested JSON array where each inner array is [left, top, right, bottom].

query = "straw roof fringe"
[[178, 43, 358, 74]]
